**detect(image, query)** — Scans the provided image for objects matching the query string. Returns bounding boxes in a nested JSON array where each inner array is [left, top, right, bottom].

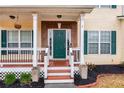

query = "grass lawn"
[[91, 74, 124, 88]]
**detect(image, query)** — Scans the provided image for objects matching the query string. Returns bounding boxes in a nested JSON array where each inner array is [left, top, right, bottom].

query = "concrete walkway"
[[45, 83, 76, 88]]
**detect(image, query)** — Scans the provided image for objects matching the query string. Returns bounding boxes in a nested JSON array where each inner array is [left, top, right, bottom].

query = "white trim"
[[0, 67, 44, 73], [80, 14, 85, 64], [48, 29, 71, 60], [32, 14, 38, 67], [0, 62, 44, 65], [98, 31, 100, 54], [74, 62, 80, 64], [87, 31, 111, 55], [0, 29, 1, 55], [45, 79, 74, 84], [77, 20, 80, 47]]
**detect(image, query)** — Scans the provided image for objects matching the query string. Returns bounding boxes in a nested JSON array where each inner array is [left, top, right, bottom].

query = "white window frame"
[[20, 31, 32, 48], [88, 31, 111, 55], [7, 30, 19, 48], [100, 31, 111, 54], [88, 31, 99, 54], [1, 30, 32, 50]]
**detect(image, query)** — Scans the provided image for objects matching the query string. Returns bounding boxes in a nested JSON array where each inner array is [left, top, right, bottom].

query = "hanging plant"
[[14, 16, 22, 29]]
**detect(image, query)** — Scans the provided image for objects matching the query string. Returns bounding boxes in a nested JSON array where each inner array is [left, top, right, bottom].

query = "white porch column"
[[32, 14, 38, 67], [77, 20, 80, 47], [80, 14, 85, 65], [0, 30, 1, 56]]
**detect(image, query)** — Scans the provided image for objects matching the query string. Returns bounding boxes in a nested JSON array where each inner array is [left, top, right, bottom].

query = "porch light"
[[14, 16, 22, 29], [9, 15, 16, 19], [57, 15, 62, 19]]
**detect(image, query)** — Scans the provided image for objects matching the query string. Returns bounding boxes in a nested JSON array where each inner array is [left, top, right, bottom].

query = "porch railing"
[[69, 48, 74, 78], [0, 48, 47, 67], [43, 48, 49, 78], [72, 48, 80, 64]]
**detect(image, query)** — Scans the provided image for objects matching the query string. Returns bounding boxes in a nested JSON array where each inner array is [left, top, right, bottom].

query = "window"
[[20, 31, 32, 48], [88, 31, 111, 54], [96, 5, 117, 9], [8, 31, 18, 54], [20, 31, 32, 54], [100, 31, 111, 54], [4, 30, 32, 54], [88, 31, 99, 54], [8, 31, 18, 48]]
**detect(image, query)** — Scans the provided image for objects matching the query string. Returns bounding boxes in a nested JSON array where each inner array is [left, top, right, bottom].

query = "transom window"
[[88, 31, 111, 54]]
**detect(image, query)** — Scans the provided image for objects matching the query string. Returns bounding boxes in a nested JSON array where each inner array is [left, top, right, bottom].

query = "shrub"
[[87, 63, 96, 71], [119, 61, 124, 68], [4, 73, 16, 86], [20, 73, 32, 85]]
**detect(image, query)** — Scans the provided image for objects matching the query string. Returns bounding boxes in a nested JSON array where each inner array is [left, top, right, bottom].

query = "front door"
[[53, 30, 66, 59]]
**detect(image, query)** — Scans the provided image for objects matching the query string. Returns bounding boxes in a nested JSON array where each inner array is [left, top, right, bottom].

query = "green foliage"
[[119, 61, 124, 68], [87, 63, 96, 71], [20, 73, 32, 84], [4, 73, 16, 86]]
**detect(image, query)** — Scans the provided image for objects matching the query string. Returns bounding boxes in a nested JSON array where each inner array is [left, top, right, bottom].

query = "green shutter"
[[1, 30, 7, 55], [84, 31, 88, 55], [112, 5, 117, 9], [111, 31, 116, 54], [32, 30, 33, 48]]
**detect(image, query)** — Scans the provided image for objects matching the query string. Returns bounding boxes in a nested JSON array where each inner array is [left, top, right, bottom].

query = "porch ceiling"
[[0, 5, 95, 21]]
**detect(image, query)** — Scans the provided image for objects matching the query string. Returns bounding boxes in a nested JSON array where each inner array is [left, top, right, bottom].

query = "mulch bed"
[[0, 78, 45, 88], [74, 65, 124, 86]]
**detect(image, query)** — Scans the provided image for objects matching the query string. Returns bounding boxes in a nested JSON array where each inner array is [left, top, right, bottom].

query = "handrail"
[[0, 48, 33, 51], [71, 48, 80, 64], [69, 48, 74, 78], [44, 48, 49, 78], [0, 48, 47, 51]]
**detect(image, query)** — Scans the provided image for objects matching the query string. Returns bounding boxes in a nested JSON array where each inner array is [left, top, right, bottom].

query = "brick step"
[[47, 76, 72, 80], [47, 67, 71, 70], [48, 73, 71, 76], [48, 70, 70, 73]]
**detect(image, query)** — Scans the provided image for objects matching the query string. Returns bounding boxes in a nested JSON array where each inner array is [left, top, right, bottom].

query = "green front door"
[[53, 30, 66, 58]]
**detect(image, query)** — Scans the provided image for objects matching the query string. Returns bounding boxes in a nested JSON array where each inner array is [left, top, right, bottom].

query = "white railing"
[[43, 48, 49, 78], [0, 48, 47, 66], [69, 48, 74, 78], [72, 48, 80, 64]]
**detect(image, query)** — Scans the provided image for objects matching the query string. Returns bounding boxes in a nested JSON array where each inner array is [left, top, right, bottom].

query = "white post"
[[80, 14, 85, 65], [0, 30, 1, 56], [32, 14, 38, 67], [122, 5, 124, 15], [71, 55, 74, 78], [44, 56, 48, 78]]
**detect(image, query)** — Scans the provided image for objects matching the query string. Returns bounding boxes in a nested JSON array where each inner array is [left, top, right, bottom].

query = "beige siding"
[[0, 6, 124, 65], [84, 6, 122, 65]]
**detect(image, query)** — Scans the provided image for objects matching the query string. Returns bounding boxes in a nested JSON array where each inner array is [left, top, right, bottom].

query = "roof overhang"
[[0, 5, 95, 21]]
